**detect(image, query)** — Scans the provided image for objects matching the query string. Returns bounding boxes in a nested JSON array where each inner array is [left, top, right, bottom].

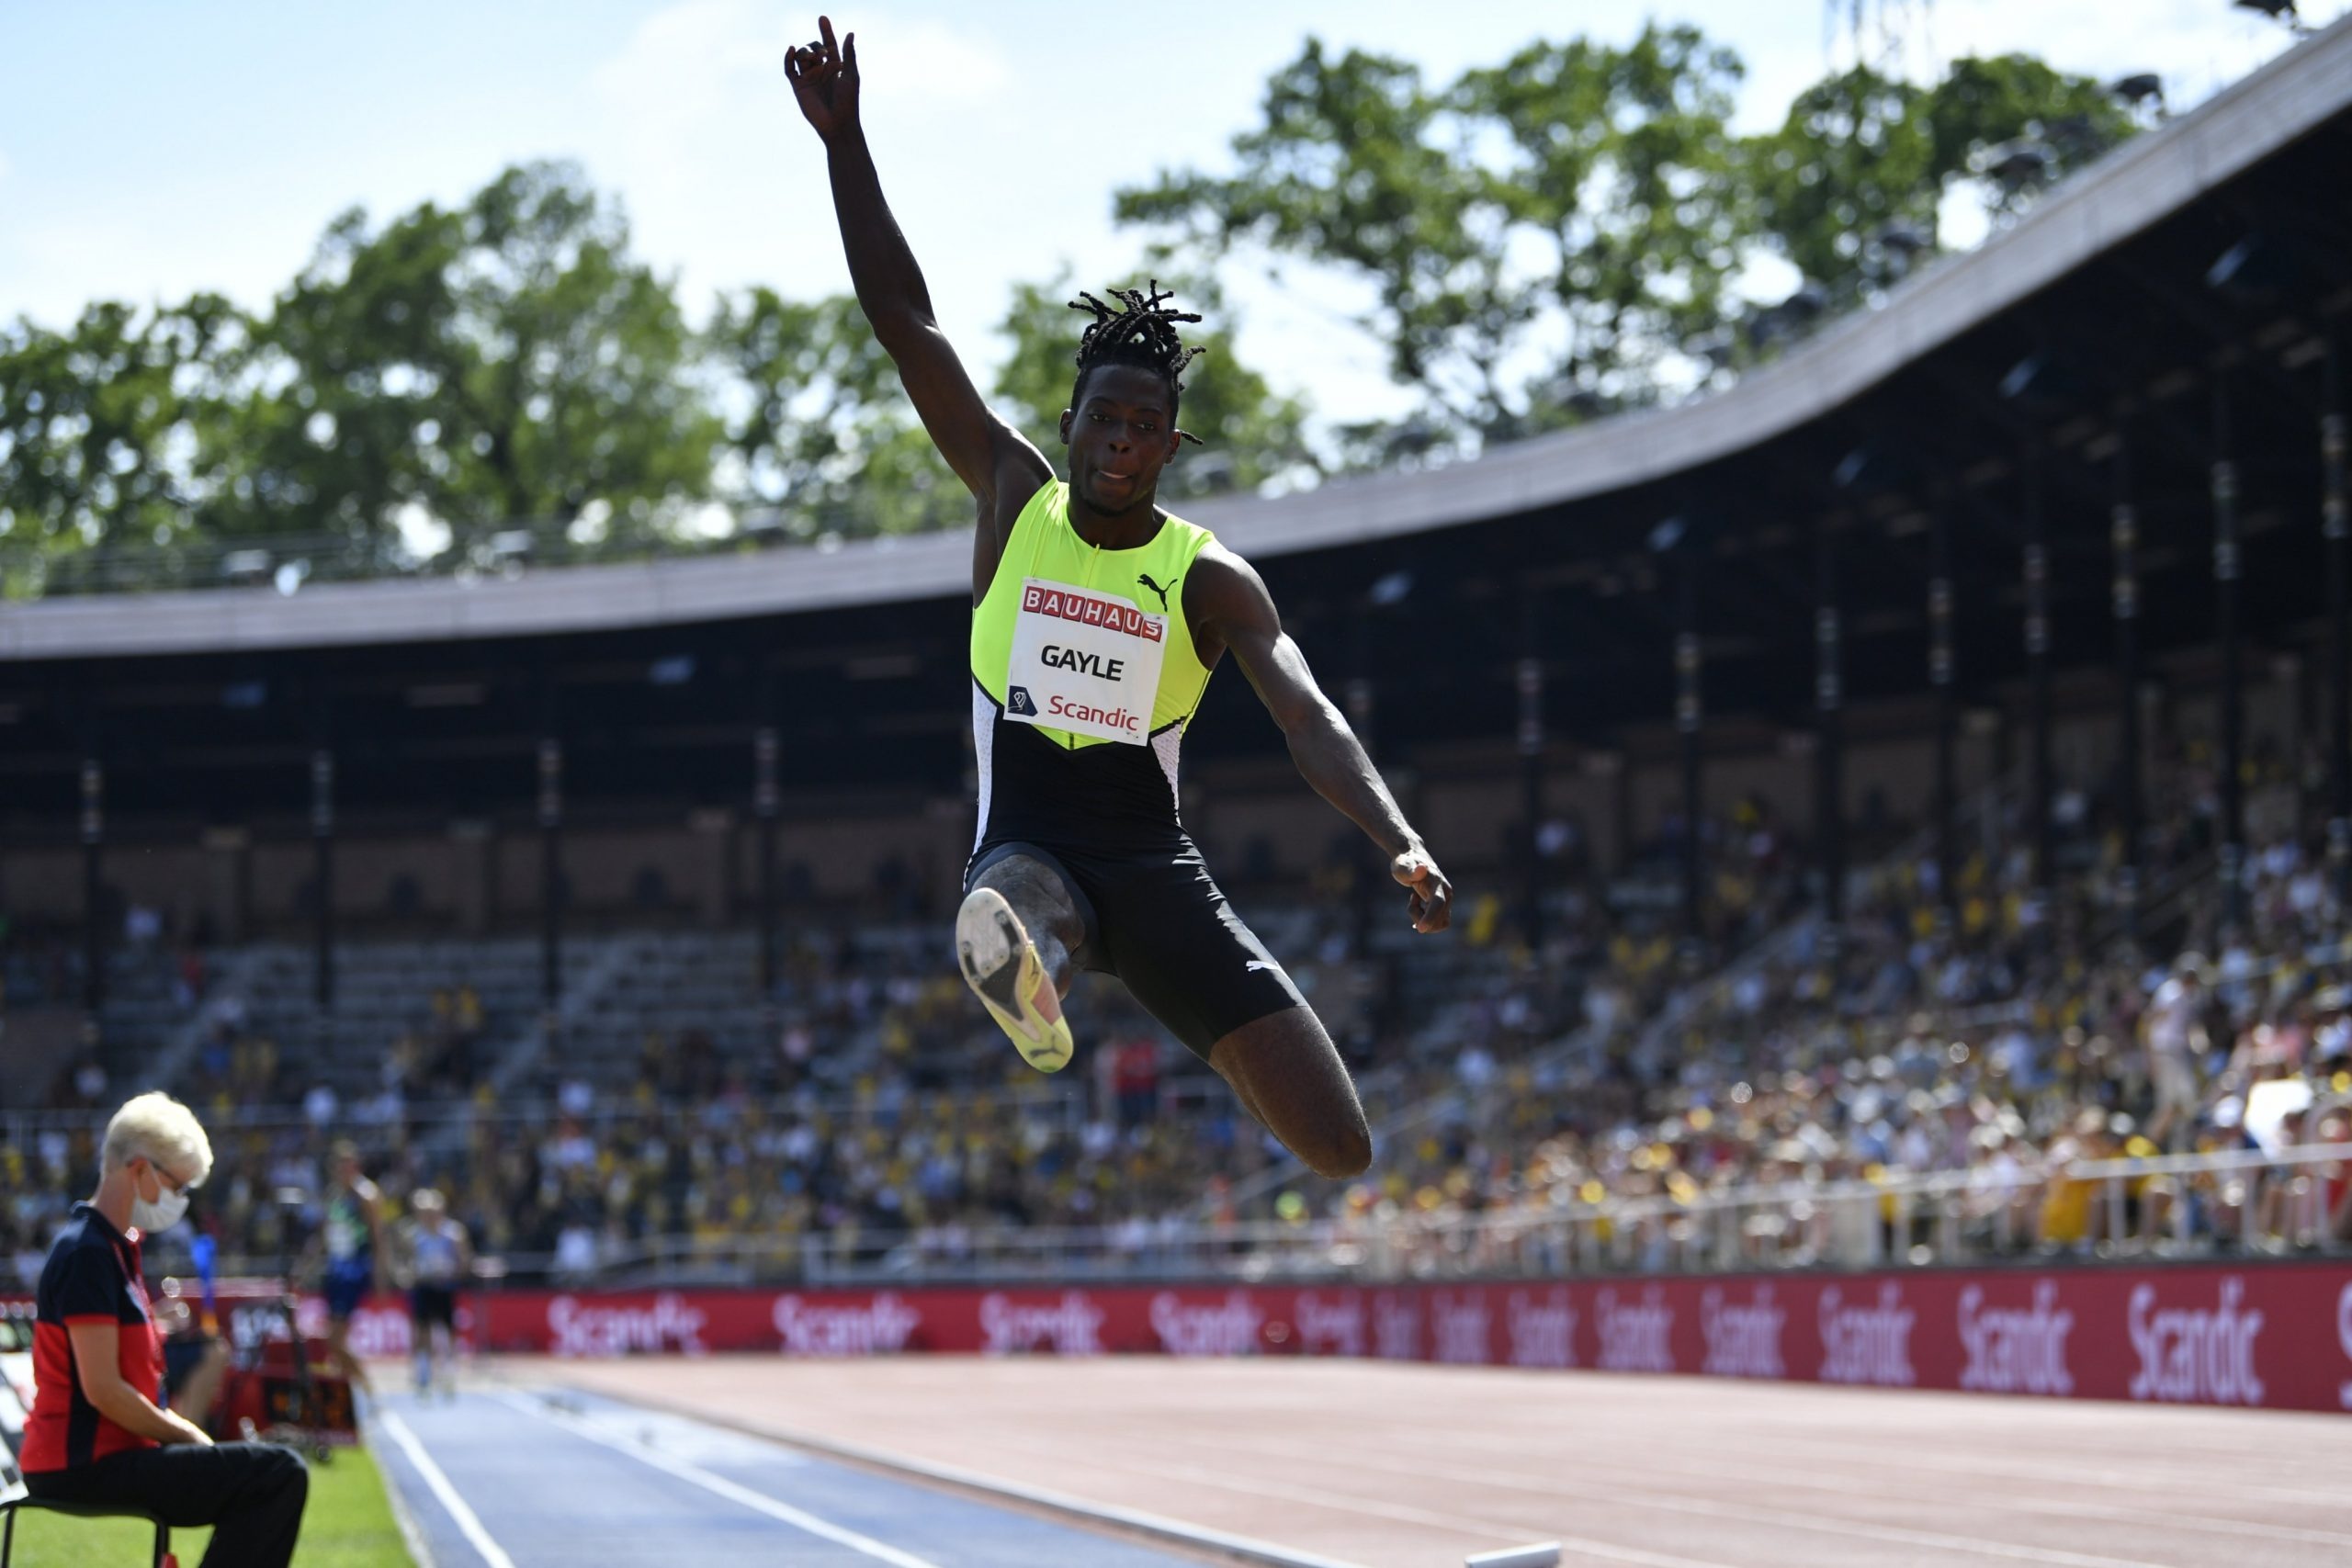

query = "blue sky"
[[1, 0, 2339, 433]]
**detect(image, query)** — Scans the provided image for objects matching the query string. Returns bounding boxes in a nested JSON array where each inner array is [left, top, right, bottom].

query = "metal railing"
[[179, 1142, 2349, 1291]]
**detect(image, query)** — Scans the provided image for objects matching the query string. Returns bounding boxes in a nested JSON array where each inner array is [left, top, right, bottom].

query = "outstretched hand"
[[1392, 844, 1453, 934], [785, 15, 860, 140]]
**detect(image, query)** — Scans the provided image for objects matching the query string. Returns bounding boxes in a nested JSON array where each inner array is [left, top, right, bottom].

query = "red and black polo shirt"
[[19, 1202, 163, 1472]]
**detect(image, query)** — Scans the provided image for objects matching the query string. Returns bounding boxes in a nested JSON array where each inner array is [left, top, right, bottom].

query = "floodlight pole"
[[2323, 340, 2349, 913], [1928, 486, 1958, 915], [2212, 370, 2247, 931], [2111, 424, 2143, 943]]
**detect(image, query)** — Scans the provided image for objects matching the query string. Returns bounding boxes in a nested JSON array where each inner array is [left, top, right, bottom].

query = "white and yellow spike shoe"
[[956, 886, 1074, 1072]]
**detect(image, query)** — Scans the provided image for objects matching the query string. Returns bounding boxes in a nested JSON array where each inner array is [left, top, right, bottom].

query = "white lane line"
[[494, 1391, 943, 1568], [379, 1412, 517, 1568]]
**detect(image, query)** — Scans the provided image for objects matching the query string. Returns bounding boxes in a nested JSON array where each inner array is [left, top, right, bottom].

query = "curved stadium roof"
[[5, 14, 2350, 666]]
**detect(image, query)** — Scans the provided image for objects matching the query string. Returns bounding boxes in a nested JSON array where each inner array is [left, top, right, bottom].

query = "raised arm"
[[786, 17, 1047, 592], [1187, 545, 1453, 933]]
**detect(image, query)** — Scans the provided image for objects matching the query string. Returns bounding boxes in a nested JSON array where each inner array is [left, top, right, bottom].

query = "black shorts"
[[411, 1284, 458, 1330], [967, 838, 1303, 1062]]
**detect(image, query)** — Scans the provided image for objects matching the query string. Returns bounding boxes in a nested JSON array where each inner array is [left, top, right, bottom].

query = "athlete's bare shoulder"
[[1180, 540, 1276, 665]]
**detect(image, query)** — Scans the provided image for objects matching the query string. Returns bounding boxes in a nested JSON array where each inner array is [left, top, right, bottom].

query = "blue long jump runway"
[[368, 1383, 1209, 1568]]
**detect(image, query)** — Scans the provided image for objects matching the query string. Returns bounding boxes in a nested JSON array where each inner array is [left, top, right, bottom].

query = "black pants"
[[26, 1443, 308, 1568]]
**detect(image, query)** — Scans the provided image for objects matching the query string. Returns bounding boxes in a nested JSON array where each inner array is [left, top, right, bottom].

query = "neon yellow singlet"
[[970, 479, 1216, 751]]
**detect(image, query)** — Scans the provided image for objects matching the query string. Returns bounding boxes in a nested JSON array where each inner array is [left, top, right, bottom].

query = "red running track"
[[527, 1355, 2352, 1568]]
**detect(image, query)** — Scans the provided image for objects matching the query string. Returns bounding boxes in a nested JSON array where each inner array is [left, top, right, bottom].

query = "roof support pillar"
[[2213, 372, 2246, 931], [1815, 521, 1845, 951], [1675, 549, 1705, 964], [2023, 446, 2054, 908], [2323, 341, 2350, 916], [1929, 489, 1958, 917], [1517, 591, 1546, 950], [2111, 428, 2143, 945]]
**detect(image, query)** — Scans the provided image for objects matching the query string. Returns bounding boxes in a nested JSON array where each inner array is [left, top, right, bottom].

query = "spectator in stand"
[[17, 1092, 308, 1568], [2144, 954, 2209, 1150]]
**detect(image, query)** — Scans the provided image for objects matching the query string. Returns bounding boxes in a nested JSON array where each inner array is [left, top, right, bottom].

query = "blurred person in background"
[[394, 1188, 471, 1399], [311, 1141, 386, 1402], [18, 1092, 308, 1568]]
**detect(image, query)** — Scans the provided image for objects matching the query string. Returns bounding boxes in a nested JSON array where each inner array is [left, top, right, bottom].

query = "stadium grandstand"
[[6, 9, 2352, 1329]]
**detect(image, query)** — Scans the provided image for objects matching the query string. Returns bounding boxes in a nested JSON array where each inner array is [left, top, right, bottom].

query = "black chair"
[[0, 1480, 171, 1568]]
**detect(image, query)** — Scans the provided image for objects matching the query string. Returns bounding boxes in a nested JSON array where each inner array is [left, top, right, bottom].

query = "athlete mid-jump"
[[787, 17, 1452, 1179]]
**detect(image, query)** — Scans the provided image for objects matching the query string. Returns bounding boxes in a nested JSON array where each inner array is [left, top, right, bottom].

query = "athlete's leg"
[[968, 852, 1084, 995], [1207, 1005, 1371, 1180], [958, 850, 1088, 1071]]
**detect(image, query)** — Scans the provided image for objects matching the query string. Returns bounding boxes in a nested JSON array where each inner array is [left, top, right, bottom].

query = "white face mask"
[[131, 1167, 191, 1235]]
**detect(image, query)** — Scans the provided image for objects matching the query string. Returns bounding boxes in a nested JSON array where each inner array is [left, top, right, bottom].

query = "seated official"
[[18, 1092, 307, 1568]]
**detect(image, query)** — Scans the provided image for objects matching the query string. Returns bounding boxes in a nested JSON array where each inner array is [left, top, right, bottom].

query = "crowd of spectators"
[[6, 738, 2352, 1288]]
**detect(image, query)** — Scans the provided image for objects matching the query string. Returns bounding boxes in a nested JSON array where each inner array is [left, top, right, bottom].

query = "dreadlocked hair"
[[1069, 281, 1206, 445]]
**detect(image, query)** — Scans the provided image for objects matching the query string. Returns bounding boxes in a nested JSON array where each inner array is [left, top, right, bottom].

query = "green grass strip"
[[5, 1444, 413, 1568]]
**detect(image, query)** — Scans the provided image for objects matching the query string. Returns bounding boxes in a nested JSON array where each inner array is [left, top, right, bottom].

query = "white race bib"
[[1004, 578, 1168, 746]]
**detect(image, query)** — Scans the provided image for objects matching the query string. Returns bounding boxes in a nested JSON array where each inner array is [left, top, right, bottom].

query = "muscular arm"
[[1188, 546, 1453, 932], [66, 1323, 209, 1445], [789, 19, 1047, 598]]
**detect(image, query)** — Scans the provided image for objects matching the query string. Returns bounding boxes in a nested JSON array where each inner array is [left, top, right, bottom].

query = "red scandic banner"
[[443, 1265, 2352, 1414], [16, 1265, 2349, 1412]]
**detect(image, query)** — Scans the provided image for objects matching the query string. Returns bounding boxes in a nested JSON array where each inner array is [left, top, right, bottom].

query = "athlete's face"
[[1059, 365, 1182, 517]]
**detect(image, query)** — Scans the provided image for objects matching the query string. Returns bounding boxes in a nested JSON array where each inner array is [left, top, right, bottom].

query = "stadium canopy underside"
[[4, 19, 2351, 839]]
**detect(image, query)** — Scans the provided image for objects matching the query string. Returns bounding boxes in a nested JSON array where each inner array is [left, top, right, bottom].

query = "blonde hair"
[[101, 1091, 213, 1188]]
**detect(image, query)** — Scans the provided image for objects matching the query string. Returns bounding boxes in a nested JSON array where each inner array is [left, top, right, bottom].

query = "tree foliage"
[[1750, 55, 2139, 308], [707, 288, 960, 539], [1114, 26, 1748, 452], [0, 41, 2148, 584]]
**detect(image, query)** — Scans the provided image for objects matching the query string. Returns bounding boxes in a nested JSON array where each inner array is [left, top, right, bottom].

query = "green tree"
[[991, 267, 1316, 503], [1747, 55, 2139, 309], [706, 288, 961, 540], [1114, 26, 1748, 453], [0, 295, 244, 569], [219, 161, 719, 558]]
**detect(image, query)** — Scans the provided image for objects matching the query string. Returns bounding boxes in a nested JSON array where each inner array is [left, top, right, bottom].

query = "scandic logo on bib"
[[1022, 582, 1166, 643]]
